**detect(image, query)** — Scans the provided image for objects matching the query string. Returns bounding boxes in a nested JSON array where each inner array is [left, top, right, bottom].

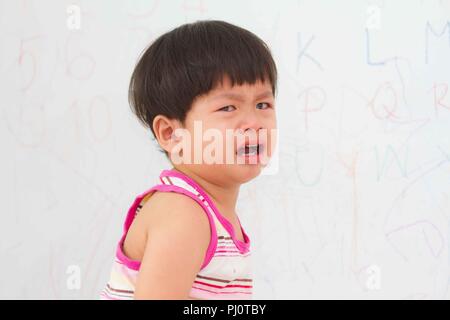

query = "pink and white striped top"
[[100, 168, 252, 300]]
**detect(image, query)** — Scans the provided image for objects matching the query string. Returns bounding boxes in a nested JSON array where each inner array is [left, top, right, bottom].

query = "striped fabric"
[[100, 168, 252, 300]]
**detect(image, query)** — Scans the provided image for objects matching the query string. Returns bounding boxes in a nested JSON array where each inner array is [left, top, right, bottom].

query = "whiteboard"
[[1, 0, 449, 299]]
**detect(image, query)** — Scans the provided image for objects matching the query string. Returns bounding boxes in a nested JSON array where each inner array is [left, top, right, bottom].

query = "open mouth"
[[236, 143, 264, 156]]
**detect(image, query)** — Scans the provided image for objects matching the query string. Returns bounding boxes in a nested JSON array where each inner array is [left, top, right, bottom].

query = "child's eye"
[[218, 105, 236, 112], [256, 102, 271, 110]]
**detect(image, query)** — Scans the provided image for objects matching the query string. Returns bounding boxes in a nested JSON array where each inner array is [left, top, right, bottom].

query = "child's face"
[[173, 75, 277, 185]]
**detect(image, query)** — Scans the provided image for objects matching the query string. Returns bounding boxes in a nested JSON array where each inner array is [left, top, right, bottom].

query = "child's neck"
[[170, 166, 240, 219]]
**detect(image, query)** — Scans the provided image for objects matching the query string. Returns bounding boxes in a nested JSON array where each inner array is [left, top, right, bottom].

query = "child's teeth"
[[240, 144, 259, 155], [237, 144, 262, 156]]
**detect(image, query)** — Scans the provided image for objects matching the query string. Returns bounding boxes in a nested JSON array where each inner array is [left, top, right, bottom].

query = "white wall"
[[1, 0, 449, 299]]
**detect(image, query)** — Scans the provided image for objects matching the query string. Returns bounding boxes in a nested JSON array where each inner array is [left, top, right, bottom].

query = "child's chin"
[[232, 164, 263, 183]]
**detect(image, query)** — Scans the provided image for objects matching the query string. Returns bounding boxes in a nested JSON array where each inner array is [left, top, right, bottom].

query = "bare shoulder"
[[123, 190, 211, 263], [143, 191, 210, 227], [133, 191, 213, 299]]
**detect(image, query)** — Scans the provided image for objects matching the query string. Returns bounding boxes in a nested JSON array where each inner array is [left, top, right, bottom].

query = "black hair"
[[128, 20, 277, 156]]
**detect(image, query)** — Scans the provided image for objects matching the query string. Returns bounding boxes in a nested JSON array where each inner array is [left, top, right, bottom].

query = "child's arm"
[[133, 194, 211, 299]]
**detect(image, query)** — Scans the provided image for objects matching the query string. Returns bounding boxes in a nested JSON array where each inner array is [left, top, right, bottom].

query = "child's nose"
[[238, 112, 265, 133], [236, 126, 263, 135]]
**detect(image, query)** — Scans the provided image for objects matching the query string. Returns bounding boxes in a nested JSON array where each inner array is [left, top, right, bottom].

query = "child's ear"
[[152, 115, 182, 152]]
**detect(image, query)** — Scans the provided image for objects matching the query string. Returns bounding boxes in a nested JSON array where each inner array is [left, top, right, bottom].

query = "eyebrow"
[[210, 90, 274, 102]]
